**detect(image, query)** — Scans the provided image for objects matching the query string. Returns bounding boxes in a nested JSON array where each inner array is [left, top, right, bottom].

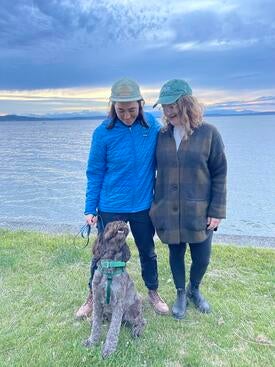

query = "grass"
[[0, 229, 274, 367]]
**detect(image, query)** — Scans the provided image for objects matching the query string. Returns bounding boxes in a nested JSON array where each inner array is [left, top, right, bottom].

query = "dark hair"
[[107, 100, 149, 129]]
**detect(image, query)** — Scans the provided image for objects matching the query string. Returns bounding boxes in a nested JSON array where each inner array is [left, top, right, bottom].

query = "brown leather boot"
[[148, 290, 169, 315], [75, 290, 93, 319]]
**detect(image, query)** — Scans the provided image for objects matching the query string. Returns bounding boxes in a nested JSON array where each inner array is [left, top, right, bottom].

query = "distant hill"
[[204, 109, 275, 116], [1, 110, 275, 122], [0, 114, 43, 121], [0, 114, 106, 121]]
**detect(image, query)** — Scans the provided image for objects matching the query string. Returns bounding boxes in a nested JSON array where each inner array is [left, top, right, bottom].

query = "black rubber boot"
[[186, 283, 211, 313], [172, 289, 187, 319]]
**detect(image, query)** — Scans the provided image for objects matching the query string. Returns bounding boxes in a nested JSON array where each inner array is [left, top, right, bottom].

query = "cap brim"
[[110, 96, 143, 102], [153, 101, 159, 108], [153, 94, 183, 108]]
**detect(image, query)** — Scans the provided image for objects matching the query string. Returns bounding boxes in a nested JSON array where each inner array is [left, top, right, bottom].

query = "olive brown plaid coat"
[[149, 123, 227, 244]]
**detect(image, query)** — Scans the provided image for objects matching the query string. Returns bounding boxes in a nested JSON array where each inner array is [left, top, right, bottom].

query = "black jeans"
[[88, 209, 158, 290], [168, 232, 213, 289]]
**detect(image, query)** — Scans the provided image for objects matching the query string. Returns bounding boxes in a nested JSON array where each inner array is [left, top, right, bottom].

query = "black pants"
[[168, 232, 213, 289], [88, 209, 158, 290]]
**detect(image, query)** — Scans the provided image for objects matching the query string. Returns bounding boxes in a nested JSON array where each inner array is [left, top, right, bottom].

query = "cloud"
[[0, 0, 169, 51], [206, 95, 275, 112], [170, 5, 275, 50], [0, 87, 109, 114], [0, 0, 171, 88], [0, 0, 274, 97], [174, 39, 258, 51]]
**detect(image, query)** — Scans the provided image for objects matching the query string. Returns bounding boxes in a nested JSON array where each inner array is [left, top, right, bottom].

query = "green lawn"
[[0, 229, 274, 367]]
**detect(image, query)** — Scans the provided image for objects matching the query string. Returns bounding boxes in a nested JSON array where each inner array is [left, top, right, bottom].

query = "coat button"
[[171, 184, 178, 191], [173, 206, 178, 212]]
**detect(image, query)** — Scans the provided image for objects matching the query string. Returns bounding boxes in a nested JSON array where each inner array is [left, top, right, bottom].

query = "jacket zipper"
[[129, 127, 137, 211]]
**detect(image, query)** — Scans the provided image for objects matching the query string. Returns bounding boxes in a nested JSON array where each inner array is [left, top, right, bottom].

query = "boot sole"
[[151, 307, 170, 315], [148, 299, 169, 315], [75, 314, 90, 320]]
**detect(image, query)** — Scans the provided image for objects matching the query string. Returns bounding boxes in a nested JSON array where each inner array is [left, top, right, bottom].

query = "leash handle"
[[72, 223, 91, 248], [80, 223, 91, 248]]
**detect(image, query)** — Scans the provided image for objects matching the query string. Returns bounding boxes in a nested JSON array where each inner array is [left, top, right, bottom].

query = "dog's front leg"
[[102, 305, 123, 359], [83, 296, 103, 348]]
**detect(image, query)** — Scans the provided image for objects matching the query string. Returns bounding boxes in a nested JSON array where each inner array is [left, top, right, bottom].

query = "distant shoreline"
[[0, 115, 105, 122], [1, 223, 274, 249], [1, 111, 275, 122]]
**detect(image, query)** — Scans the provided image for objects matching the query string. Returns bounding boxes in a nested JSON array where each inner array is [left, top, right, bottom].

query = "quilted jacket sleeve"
[[84, 126, 107, 215]]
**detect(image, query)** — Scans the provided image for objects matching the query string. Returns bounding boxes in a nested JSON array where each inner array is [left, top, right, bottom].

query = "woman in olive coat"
[[150, 79, 227, 319]]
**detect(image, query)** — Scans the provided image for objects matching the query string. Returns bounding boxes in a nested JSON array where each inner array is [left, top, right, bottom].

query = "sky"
[[0, 0, 275, 115]]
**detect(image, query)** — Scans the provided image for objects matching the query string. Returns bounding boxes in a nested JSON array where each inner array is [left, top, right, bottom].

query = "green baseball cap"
[[110, 78, 143, 102], [153, 79, 192, 107]]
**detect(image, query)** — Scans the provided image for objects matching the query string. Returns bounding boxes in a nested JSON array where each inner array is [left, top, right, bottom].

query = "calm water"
[[0, 115, 275, 237]]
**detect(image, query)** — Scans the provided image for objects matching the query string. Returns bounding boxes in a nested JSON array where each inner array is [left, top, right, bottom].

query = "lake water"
[[0, 115, 275, 238]]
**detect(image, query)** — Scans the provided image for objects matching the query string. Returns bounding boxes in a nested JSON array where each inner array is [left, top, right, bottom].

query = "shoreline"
[[212, 233, 275, 248], [1, 222, 275, 249]]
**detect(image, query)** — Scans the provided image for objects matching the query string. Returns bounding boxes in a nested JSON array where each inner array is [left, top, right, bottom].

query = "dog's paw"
[[132, 324, 144, 338], [102, 346, 116, 359], [82, 338, 95, 348]]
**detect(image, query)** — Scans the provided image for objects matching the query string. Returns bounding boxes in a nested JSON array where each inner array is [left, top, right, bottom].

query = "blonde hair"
[[163, 95, 204, 139]]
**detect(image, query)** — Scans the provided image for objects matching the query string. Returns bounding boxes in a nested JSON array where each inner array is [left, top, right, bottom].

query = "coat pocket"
[[183, 200, 208, 231]]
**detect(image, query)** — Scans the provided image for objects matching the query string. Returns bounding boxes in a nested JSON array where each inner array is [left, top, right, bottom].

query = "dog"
[[83, 220, 145, 359]]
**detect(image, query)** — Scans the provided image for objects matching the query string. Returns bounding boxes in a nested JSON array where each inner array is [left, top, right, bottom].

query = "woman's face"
[[162, 102, 181, 126], [114, 101, 139, 126]]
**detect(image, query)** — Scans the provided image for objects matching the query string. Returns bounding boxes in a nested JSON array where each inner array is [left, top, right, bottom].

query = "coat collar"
[[161, 122, 174, 136]]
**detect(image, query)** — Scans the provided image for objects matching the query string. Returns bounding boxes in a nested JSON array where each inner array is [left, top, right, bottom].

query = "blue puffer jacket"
[[85, 112, 161, 214]]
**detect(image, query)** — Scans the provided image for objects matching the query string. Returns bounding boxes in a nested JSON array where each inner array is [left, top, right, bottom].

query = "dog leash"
[[72, 223, 91, 248], [73, 214, 105, 249], [98, 260, 126, 304]]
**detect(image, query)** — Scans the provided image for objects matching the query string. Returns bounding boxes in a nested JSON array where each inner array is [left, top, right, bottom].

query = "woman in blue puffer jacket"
[[75, 78, 169, 318]]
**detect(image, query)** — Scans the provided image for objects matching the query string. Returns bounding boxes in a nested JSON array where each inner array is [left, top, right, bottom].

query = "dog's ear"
[[92, 232, 104, 259], [103, 224, 116, 242], [121, 243, 131, 262]]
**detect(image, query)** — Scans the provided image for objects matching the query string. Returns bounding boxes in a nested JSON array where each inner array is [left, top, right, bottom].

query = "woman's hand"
[[85, 214, 98, 226], [207, 217, 221, 230]]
